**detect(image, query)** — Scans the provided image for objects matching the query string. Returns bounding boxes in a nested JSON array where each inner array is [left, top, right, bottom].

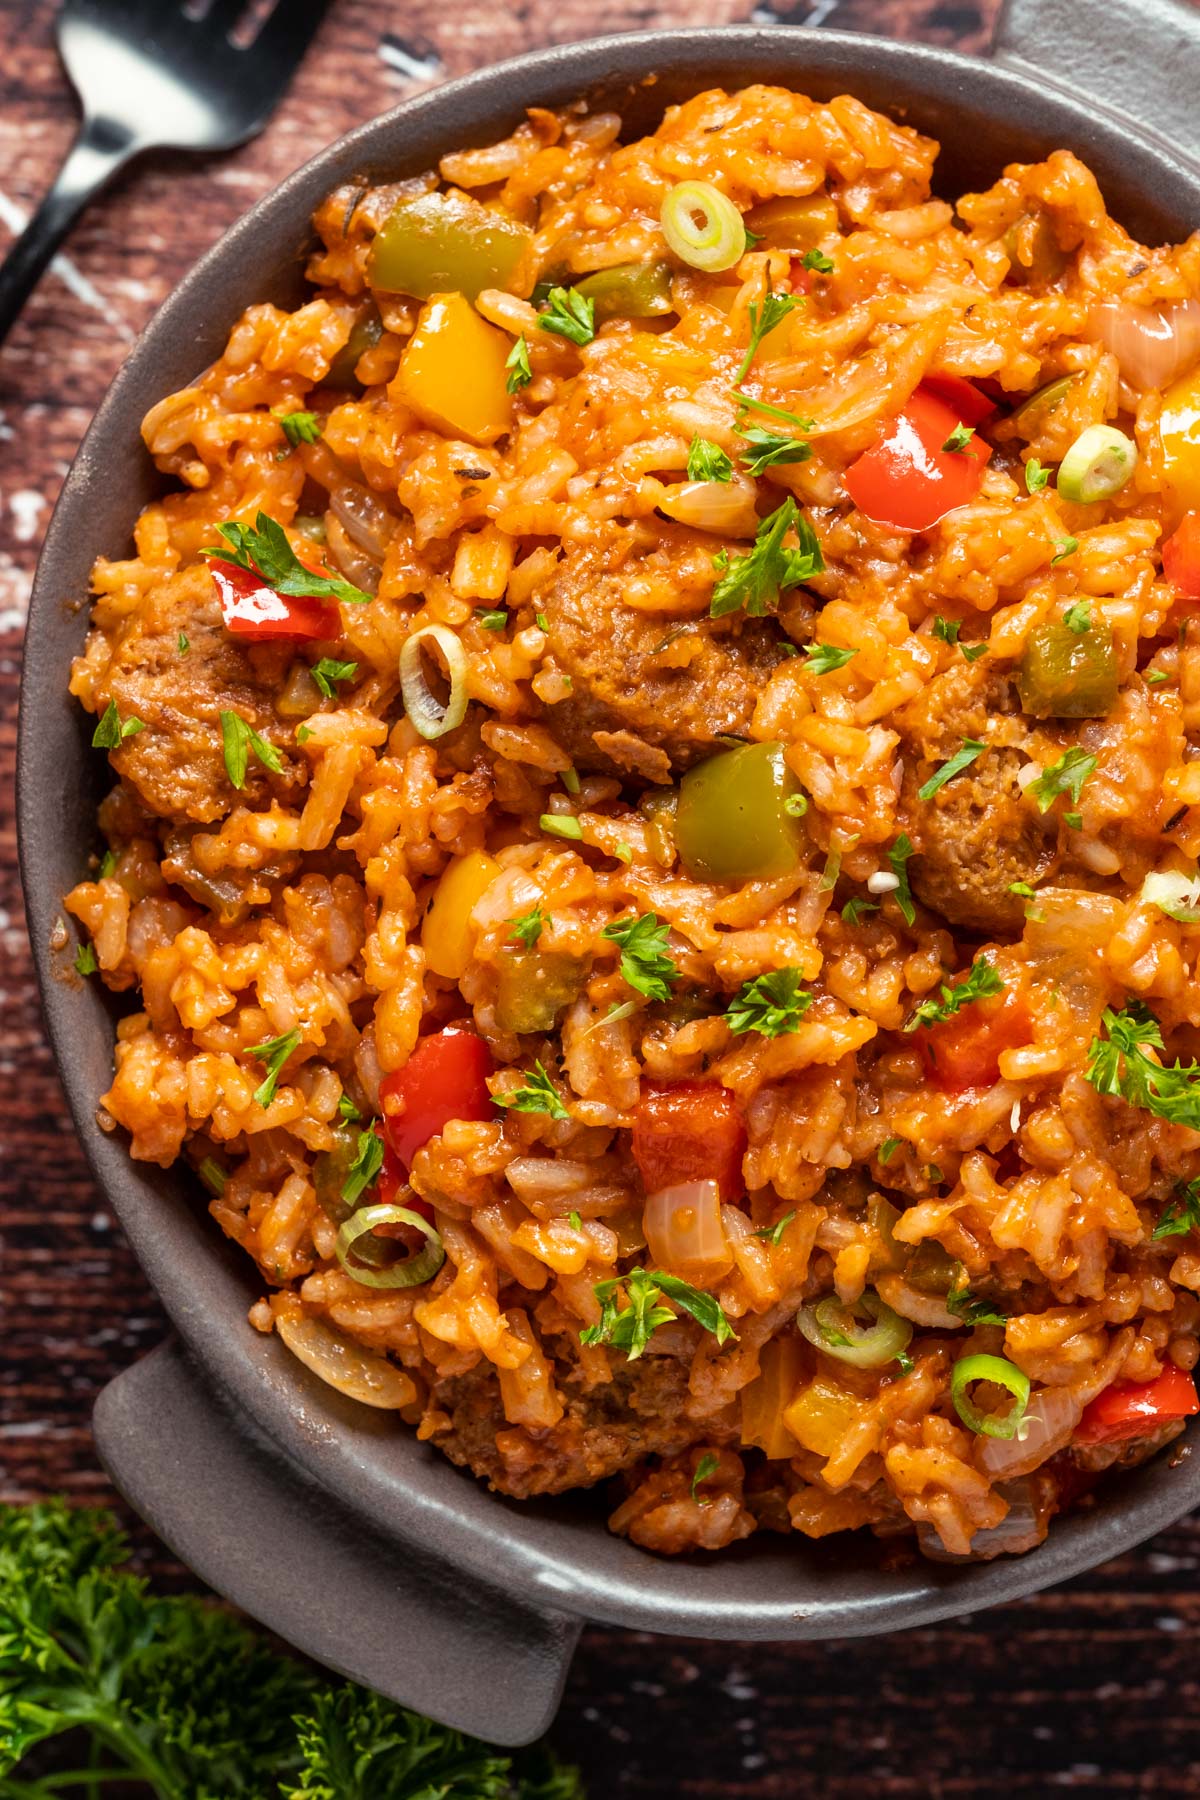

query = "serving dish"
[[18, 0, 1200, 1744]]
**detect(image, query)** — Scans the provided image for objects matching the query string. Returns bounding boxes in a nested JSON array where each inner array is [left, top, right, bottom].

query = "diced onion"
[[797, 1291, 912, 1369], [1091, 298, 1200, 392], [400, 624, 468, 740], [977, 1384, 1083, 1479], [643, 1179, 732, 1281], [951, 1352, 1031, 1440], [658, 476, 760, 537], [1140, 868, 1200, 924], [1056, 424, 1137, 503], [276, 1312, 417, 1408], [918, 1478, 1044, 1561], [336, 1203, 446, 1289], [660, 181, 746, 273], [330, 482, 397, 559]]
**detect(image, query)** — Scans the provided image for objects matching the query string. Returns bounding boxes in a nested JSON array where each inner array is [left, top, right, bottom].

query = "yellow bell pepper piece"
[[421, 850, 500, 980], [1159, 361, 1200, 526], [740, 1336, 806, 1460], [396, 293, 513, 445], [783, 1369, 865, 1459]]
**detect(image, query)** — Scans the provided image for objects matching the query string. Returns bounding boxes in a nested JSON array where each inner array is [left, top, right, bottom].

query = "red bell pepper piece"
[[632, 1081, 747, 1202], [1075, 1363, 1199, 1446], [1162, 512, 1200, 600], [920, 987, 1032, 1093], [917, 374, 996, 425], [379, 1027, 495, 1172], [209, 558, 341, 642], [843, 384, 994, 532]]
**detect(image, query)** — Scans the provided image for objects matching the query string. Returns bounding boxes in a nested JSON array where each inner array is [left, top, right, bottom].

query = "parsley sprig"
[[537, 287, 596, 347], [803, 642, 857, 675], [601, 912, 678, 1002], [1027, 745, 1096, 815], [687, 436, 734, 482], [917, 738, 985, 801], [508, 905, 545, 948], [496, 1060, 570, 1120], [726, 968, 813, 1037], [342, 1125, 384, 1204], [1086, 1001, 1200, 1132], [1153, 1178, 1200, 1239], [91, 700, 144, 749], [309, 657, 358, 698], [220, 710, 284, 791], [710, 496, 824, 619], [247, 1028, 302, 1109], [904, 955, 1004, 1032], [735, 286, 803, 382], [580, 1268, 737, 1360], [278, 409, 321, 450], [888, 834, 916, 926], [202, 510, 370, 606]]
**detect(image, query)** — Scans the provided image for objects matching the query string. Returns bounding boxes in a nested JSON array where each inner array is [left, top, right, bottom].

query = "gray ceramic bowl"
[[18, 0, 1200, 1744]]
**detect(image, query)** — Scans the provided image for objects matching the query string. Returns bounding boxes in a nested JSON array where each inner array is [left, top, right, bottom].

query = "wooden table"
[[4, 1, 1200, 1790]]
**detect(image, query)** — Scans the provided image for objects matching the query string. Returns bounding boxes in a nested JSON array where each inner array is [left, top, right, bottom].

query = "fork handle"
[[0, 114, 138, 349]]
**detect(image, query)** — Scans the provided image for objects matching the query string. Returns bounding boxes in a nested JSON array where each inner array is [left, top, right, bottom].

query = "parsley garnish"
[[337, 1092, 362, 1123], [202, 510, 369, 606], [91, 701, 144, 749], [247, 1028, 302, 1109], [754, 1209, 796, 1247], [580, 1268, 737, 1360], [738, 425, 812, 478], [946, 1276, 1008, 1327], [841, 897, 879, 925], [932, 616, 962, 645], [917, 738, 985, 801], [1063, 601, 1091, 634], [941, 421, 975, 454], [878, 1136, 902, 1164], [342, 1126, 384, 1204], [309, 657, 358, 698], [1009, 880, 1038, 899], [508, 905, 545, 948], [220, 710, 283, 791], [904, 954, 1004, 1032], [1025, 457, 1051, 492], [691, 1452, 720, 1502], [476, 606, 508, 629], [733, 391, 815, 430], [538, 286, 596, 347], [602, 912, 678, 1003], [74, 941, 97, 977], [177, 631, 190, 655], [710, 496, 824, 619], [888, 834, 916, 925], [278, 409, 321, 449], [1051, 536, 1079, 565], [735, 286, 803, 382], [496, 1059, 570, 1120], [726, 968, 813, 1037], [687, 436, 734, 482], [802, 247, 834, 274], [961, 641, 989, 662], [1027, 746, 1096, 814], [1086, 1001, 1200, 1132], [804, 642, 857, 675], [894, 1349, 915, 1374], [1153, 1178, 1200, 1239], [1147, 669, 1173, 685], [99, 848, 118, 879], [505, 334, 533, 392]]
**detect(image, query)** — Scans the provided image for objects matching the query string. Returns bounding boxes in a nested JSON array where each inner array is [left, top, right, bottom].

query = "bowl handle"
[[92, 1339, 580, 1747], [993, 0, 1200, 165]]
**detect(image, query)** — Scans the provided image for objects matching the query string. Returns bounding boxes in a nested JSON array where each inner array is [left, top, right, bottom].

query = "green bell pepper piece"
[[368, 192, 531, 302], [572, 261, 674, 323], [676, 742, 806, 883], [324, 306, 383, 390], [494, 949, 590, 1034], [1017, 620, 1118, 719]]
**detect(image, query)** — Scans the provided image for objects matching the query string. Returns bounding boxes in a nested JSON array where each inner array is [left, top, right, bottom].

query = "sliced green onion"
[[1056, 424, 1137, 504], [399, 624, 468, 741], [660, 181, 746, 273], [1140, 868, 1200, 924], [796, 1291, 913, 1369], [950, 1352, 1030, 1439], [335, 1204, 445, 1290]]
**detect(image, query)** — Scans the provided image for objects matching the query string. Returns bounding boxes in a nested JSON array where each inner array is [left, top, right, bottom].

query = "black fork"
[[0, 0, 332, 349]]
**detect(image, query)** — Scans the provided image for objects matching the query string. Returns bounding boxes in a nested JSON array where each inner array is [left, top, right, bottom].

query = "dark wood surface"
[[5, 1, 1200, 1792]]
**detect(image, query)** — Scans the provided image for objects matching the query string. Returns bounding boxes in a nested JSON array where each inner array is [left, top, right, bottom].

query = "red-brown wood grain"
[[7, 1, 1200, 1792]]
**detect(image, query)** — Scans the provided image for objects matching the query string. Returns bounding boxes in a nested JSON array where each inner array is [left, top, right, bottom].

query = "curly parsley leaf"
[[726, 968, 813, 1037], [580, 1268, 736, 1360], [710, 496, 824, 619], [1086, 1000, 1200, 1132], [91, 700, 144, 749], [538, 286, 596, 347], [220, 709, 284, 791], [278, 410, 322, 450], [602, 912, 678, 1003], [506, 333, 533, 392], [309, 657, 358, 698], [687, 435, 734, 482], [247, 1028, 302, 1109], [1153, 1177, 1200, 1240], [1028, 745, 1096, 814], [496, 1059, 570, 1121], [904, 954, 1005, 1032], [202, 510, 370, 606], [508, 905, 545, 949], [917, 737, 985, 801]]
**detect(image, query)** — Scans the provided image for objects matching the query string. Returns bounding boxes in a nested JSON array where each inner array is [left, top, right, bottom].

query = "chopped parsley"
[[505, 333, 533, 392], [278, 409, 321, 449], [726, 968, 813, 1037], [1027, 746, 1096, 814], [941, 421, 975, 454], [602, 912, 678, 1003], [99, 849, 118, 879], [1063, 601, 1092, 634], [535, 611, 549, 632], [342, 1126, 384, 1205], [841, 896, 879, 925], [802, 247, 835, 274], [1147, 669, 1173, 686], [568, 1210, 583, 1232], [337, 1092, 362, 1123], [917, 737, 985, 801], [496, 1059, 570, 1120], [309, 656, 358, 698], [803, 642, 857, 675], [709, 496, 824, 619], [508, 905, 545, 948], [932, 616, 962, 645], [738, 425, 812, 478], [540, 813, 583, 841], [1025, 457, 1051, 492], [893, 1349, 915, 1374], [476, 607, 508, 629], [735, 285, 803, 382], [687, 436, 734, 482], [74, 941, 97, 977], [220, 710, 283, 791], [177, 631, 190, 655], [580, 1268, 737, 1360], [1051, 536, 1079, 565], [1009, 880, 1038, 899], [888, 834, 916, 926], [1152, 1178, 1200, 1239], [201, 510, 369, 606], [247, 1028, 302, 1109], [91, 701, 144, 749], [754, 1209, 796, 1247], [691, 1452, 720, 1502], [946, 1275, 1008, 1327], [961, 641, 989, 662], [904, 954, 1004, 1032], [537, 286, 596, 347], [1086, 1000, 1200, 1132], [878, 1136, 902, 1165]]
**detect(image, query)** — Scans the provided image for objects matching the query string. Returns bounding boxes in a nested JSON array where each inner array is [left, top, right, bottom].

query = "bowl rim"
[[20, 20, 1200, 1639]]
